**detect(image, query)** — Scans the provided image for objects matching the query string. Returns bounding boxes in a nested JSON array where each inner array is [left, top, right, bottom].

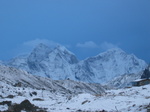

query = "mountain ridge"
[[0, 64, 104, 95], [4, 43, 147, 84]]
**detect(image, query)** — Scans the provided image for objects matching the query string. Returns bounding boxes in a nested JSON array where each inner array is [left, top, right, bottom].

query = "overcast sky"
[[0, 0, 150, 62]]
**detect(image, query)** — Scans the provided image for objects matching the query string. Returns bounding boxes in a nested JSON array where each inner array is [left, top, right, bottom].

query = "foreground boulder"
[[7, 99, 47, 112]]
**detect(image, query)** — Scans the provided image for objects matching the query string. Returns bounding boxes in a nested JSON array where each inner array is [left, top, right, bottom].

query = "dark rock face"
[[141, 66, 150, 79], [0, 101, 12, 106]]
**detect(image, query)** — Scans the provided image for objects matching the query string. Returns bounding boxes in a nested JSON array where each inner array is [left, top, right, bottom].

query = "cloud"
[[23, 38, 59, 48], [100, 42, 118, 50], [76, 41, 118, 50], [76, 41, 99, 48]]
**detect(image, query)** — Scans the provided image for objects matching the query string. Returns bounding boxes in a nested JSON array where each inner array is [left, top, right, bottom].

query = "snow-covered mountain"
[[73, 48, 147, 83], [6, 44, 147, 84], [7, 44, 78, 79]]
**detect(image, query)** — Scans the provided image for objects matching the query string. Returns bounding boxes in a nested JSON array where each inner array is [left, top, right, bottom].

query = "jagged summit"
[[51, 45, 78, 64], [27, 43, 78, 64], [35, 43, 50, 49], [28, 43, 51, 61], [55, 45, 74, 55]]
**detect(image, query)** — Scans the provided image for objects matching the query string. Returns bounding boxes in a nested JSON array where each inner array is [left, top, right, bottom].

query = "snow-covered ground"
[[50, 85, 150, 112], [0, 82, 150, 112]]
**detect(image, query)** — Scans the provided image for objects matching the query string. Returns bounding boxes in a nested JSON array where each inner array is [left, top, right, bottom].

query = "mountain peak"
[[52, 45, 78, 64], [34, 43, 51, 51], [28, 43, 51, 62], [106, 47, 125, 53], [95, 47, 126, 58], [55, 45, 74, 55]]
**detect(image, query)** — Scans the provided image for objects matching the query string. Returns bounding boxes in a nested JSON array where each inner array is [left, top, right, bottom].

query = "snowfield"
[[0, 82, 150, 112], [51, 85, 150, 112]]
